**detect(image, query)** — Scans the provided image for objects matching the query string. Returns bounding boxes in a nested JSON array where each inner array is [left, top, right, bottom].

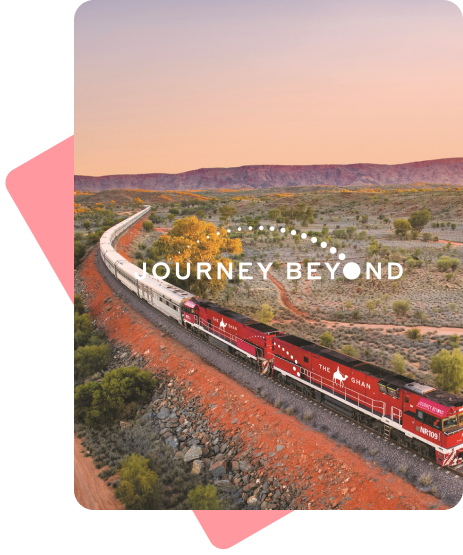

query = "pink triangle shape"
[[194, 510, 292, 549]]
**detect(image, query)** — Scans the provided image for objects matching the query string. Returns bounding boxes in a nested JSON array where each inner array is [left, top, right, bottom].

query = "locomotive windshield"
[[442, 415, 459, 431]]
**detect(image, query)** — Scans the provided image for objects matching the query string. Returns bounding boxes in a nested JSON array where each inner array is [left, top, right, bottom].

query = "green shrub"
[[74, 366, 156, 428], [390, 352, 406, 375], [187, 484, 221, 510], [407, 328, 422, 341], [74, 312, 93, 349], [392, 299, 410, 317], [142, 220, 154, 232], [341, 344, 360, 358], [116, 454, 160, 509], [430, 348, 463, 393], [257, 303, 274, 324], [74, 343, 111, 382], [319, 331, 334, 348], [74, 294, 86, 315], [436, 257, 459, 272], [74, 241, 86, 267]]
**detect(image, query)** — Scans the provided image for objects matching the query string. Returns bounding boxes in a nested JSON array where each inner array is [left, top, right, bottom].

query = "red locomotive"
[[183, 299, 463, 468]]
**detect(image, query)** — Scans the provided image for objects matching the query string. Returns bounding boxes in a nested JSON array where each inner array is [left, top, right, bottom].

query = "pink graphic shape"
[[0, 135, 74, 323], [194, 510, 291, 549]]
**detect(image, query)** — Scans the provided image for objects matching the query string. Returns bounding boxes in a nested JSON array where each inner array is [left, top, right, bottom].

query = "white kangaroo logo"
[[333, 367, 348, 387], [219, 319, 228, 330]]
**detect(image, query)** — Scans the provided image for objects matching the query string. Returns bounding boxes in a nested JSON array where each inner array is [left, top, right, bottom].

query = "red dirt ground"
[[74, 435, 123, 510], [79, 250, 446, 510], [114, 215, 150, 261]]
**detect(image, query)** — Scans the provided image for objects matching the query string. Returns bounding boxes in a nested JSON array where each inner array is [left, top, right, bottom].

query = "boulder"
[[276, 445, 285, 452], [247, 496, 259, 506], [231, 461, 240, 472], [184, 445, 203, 463], [157, 407, 170, 419], [239, 461, 254, 472], [191, 460, 203, 475], [209, 460, 228, 478], [242, 482, 257, 493]]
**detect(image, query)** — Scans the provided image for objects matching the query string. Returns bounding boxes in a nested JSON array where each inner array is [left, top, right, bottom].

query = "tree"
[[430, 348, 463, 393], [408, 209, 431, 232], [116, 454, 160, 510], [361, 215, 368, 224], [143, 220, 154, 232], [422, 232, 432, 242], [392, 299, 410, 317], [74, 294, 86, 315], [74, 312, 93, 349], [346, 226, 356, 238], [390, 353, 406, 375], [196, 209, 205, 219], [74, 366, 156, 428], [132, 197, 144, 208], [394, 219, 412, 237], [219, 205, 237, 222], [74, 343, 110, 381], [257, 304, 274, 324], [167, 213, 175, 222], [407, 328, 422, 341], [268, 209, 281, 223], [341, 344, 360, 358], [83, 220, 91, 230], [187, 484, 220, 510], [150, 216, 242, 298], [365, 300, 375, 315], [319, 331, 334, 348]]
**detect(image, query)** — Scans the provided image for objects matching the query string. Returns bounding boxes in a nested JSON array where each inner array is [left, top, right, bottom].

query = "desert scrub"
[[418, 473, 433, 487], [284, 406, 296, 415], [302, 411, 312, 421], [274, 398, 282, 409]]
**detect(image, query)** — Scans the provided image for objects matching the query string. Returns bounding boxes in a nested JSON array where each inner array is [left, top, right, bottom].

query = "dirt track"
[[74, 435, 123, 511], [268, 272, 462, 337]]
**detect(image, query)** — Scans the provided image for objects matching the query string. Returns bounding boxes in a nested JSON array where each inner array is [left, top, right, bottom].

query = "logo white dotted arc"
[[217, 226, 349, 265]]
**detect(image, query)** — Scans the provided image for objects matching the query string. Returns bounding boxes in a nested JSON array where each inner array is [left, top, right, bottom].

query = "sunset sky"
[[75, 0, 463, 176]]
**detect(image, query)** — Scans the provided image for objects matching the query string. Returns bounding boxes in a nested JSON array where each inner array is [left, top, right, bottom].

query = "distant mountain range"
[[75, 158, 463, 192]]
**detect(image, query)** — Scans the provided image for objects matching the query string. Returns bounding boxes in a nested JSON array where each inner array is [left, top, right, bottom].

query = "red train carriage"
[[271, 335, 463, 466], [184, 299, 282, 372]]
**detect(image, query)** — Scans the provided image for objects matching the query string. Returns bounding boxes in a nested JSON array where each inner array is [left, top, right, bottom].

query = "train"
[[100, 207, 463, 468]]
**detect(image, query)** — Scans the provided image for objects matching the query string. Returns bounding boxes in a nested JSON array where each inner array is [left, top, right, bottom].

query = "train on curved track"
[[100, 207, 463, 468]]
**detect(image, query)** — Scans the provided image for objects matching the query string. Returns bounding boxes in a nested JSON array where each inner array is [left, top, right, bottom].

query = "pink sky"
[[75, 0, 463, 176]]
